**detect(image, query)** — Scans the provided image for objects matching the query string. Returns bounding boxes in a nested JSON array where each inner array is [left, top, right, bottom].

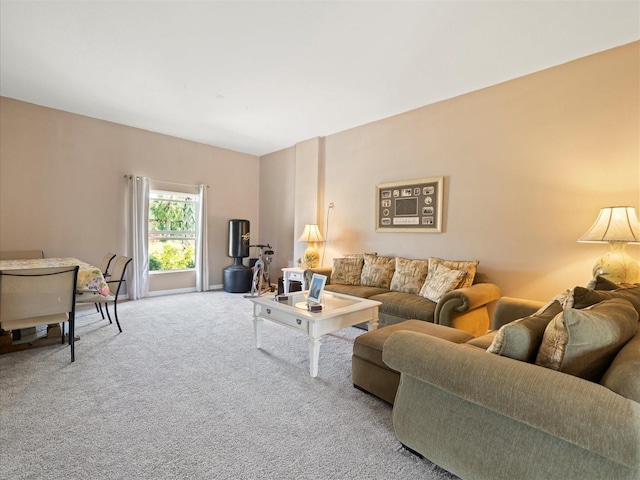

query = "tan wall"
[[258, 146, 296, 277], [262, 42, 640, 301], [0, 98, 260, 291]]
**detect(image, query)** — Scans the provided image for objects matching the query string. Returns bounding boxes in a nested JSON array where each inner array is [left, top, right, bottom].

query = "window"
[[148, 190, 198, 272]]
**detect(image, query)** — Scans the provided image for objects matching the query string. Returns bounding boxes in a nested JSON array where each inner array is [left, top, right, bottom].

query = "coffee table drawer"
[[258, 305, 309, 333]]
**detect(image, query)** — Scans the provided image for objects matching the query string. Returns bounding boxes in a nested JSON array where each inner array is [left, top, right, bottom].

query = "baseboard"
[[147, 284, 224, 298]]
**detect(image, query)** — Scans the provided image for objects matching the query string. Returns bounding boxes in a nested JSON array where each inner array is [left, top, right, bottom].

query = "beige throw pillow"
[[487, 300, 563, 362], [428, 257, 479, 289], [360, 254, 396, 289], [419, 263, 466, 302], [331, 257, 363, 286], [390, 257, 429, 294], [535, 298, 639, 381]]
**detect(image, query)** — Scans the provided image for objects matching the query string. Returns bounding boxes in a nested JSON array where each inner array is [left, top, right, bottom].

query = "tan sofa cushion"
[[487, 300, 563, 362], [600, 330, 640, 402], [428, 256, 479, 288], [331, 257, 363, 286], [535, 298, 639, 381], [419, 263, 466, 302], [360, 254, 396, 289], [354, 320, 473, 367], [389, 257, 429, 294]]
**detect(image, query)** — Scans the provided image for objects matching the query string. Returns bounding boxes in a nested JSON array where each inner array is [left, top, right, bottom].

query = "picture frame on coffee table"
[[307, 273, 327, 304], [376, 176, 444, 232]]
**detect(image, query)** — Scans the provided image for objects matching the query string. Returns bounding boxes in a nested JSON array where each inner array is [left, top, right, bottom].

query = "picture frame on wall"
[[375, 176, 444, 232]]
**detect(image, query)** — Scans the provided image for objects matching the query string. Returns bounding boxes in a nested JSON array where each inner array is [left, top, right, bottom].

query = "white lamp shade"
[[578, 206, 640, 244], [298, 224, 325, 243], [578, 206, 640, 283]]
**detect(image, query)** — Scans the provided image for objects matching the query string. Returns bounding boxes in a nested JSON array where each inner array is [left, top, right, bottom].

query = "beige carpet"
[[0, 291, 459, 480]]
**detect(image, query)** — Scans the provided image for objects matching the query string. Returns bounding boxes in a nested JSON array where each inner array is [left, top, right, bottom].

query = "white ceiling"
[[1, 1, 639, 157]]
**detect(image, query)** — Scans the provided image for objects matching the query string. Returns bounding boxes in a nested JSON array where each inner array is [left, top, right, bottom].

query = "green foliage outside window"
[[149, 192, 197, 271]]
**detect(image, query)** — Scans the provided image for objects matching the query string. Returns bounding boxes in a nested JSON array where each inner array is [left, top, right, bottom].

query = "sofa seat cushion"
[[370, 292, 437, 322], [354, 320, 474, 368], [324, 283, 388, 298], [466, 331, 496, 349]]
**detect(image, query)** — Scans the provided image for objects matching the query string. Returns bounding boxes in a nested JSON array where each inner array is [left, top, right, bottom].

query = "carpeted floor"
[[0, 291, 459, 480]]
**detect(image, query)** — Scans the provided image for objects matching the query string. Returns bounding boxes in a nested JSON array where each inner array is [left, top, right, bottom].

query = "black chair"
[[75, 256, 132, 332]]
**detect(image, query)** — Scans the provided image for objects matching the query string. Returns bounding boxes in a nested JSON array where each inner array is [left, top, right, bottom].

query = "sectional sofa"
[[304, 253, 501, 336], [380, 282, 640, 480]]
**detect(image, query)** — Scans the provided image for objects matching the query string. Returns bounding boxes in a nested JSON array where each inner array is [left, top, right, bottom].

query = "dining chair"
[[99, 252, 117, 279], [0, 266, 79, 361], [75, 256, 132, 333], [87, 252, 117, 317], [0, 250, 45, 260]]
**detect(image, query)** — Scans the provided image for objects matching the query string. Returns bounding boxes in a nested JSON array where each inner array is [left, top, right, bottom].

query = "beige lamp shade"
[[578, 206, 640, 283], [298, 224, 324, 269]]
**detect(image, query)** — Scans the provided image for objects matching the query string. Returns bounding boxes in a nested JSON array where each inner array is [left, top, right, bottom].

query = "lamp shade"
[[298, 224, 325, 244], [578, 206, 640, 243], [578, 206, 640, 284]]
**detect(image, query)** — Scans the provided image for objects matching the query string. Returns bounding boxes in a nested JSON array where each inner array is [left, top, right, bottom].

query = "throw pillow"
[[487, 300, 563, 363], [389, 257, 429, 294], [566, 285, 640, 315], [428, 257, 479, 289], [586, 275, 621, 291], [331, 257, 363, 286], [360, 254, 396, 289], [419, 263, 466, 303], [535, 298, 639, 382]]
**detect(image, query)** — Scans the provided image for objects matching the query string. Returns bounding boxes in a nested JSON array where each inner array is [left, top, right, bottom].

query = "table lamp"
[[298, 224, 324, 269], [578, 206, 640, 284]]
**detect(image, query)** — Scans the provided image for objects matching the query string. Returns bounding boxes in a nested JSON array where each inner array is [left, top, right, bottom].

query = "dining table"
[[0, 257, 110, 296], [0, 257, 109, 351]]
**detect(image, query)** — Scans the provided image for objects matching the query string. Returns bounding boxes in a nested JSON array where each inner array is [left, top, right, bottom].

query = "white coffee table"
[[248, 290, 381, 377]]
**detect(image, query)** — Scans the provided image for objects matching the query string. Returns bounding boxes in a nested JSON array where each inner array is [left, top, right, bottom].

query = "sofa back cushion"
[[428, 257, 479, 288], [360, 254, 396, 289], [331, 257, 364, 286], [389, 257, 429, 294], [600, 330, 640, 402], [568, 285, 640, 315], [487, 300, 563, 362], [419, 263, 466, 302], [535, 298, 639, 382]]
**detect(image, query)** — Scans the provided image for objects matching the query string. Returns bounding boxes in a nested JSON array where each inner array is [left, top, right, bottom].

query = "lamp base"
[[301, 246, 320, 269], [592, 243, 640, 284]]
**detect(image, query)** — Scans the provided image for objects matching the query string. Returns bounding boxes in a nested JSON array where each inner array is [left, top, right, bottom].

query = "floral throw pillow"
[[331, 257, 364, 286], [428, 257, 479, 289], [390, 257, 429, 294], [360, 254, 396, 289], [419, 263, 467, 302]]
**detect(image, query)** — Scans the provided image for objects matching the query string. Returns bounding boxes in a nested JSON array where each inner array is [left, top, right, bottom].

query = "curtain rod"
[[124, 175, 209, 188]]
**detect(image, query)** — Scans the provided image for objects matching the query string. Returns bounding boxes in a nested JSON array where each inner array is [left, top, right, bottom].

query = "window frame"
[[148, 188, 199, 274]]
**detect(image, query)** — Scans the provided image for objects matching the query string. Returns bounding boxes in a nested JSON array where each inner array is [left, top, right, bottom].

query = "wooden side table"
[[281, 267, 306, 294]]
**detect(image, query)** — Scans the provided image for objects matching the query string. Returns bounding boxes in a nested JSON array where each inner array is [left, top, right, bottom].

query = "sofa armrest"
[[383, 331, 640, 469], [435, 283, 501, 327], [491, 296, 546, 330], [303, 267, 333, 286]]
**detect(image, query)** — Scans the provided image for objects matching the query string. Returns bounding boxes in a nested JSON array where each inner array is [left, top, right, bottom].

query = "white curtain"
[[126, 176, 150, 300], [195, 184, 209, 292]]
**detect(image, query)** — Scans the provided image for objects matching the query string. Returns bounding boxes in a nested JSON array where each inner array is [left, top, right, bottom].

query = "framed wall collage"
[[375, 176, 444, 232]]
